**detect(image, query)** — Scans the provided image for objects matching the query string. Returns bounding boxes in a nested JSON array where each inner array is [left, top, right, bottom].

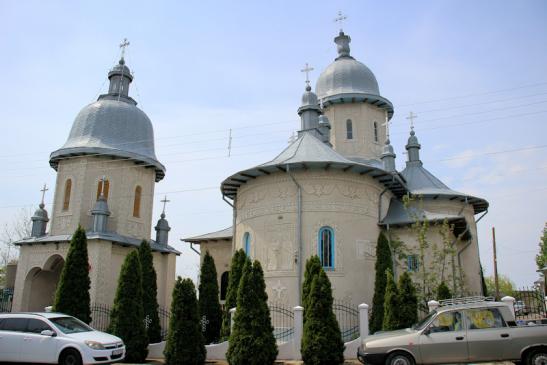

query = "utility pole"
[[492, 227, 500, 299]]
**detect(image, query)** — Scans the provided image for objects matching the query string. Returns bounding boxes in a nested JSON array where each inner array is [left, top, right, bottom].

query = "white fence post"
[[501, 296, 516, 318], [358, 303, 369, 339], [427, 300, 440, 312], [229, 307, 236, 331], [293, 306, 303, 360]]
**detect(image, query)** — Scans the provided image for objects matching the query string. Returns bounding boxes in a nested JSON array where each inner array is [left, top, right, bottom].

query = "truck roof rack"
[[439, 296, 496, 307]]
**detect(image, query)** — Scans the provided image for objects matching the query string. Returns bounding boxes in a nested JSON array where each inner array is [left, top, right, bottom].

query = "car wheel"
[[528, 349, 547, 365], [59, 348, 82, 365], [385, 351, 415, 365]]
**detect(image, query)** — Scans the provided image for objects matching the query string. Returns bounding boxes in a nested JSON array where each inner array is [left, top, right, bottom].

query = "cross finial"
[[99, 176, 107, 196], [406, 111, 418, 131], [40, 183, 48, 205], [119, 38, 130, 61], [160, 195, 170, 215], [334, 11, 347, 32], [382, 112, 391, 141], [301, 63, 314, 87]]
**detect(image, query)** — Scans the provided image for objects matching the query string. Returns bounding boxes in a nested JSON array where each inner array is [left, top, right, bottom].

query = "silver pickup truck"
[[357, 299, 547, 365]]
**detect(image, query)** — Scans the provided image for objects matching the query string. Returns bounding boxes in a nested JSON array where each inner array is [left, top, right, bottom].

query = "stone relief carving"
[[265, 223, 295, 272], [271, 280, 287, 302], [303, 183, 335, 197]]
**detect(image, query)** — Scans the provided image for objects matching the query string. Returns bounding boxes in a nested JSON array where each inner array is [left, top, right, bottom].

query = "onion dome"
[[31, 202, 49, 238], [316, 31, 394, 119], [50, 58, 166, 181], [91, 192, 110, 233], [381, 139, 396, 173], [155, 212, 171, 245]]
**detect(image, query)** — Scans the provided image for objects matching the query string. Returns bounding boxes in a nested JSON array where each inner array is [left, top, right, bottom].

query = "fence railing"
[[513, 287, 547, 322], [332, 299, 359, 342], [268, 302, 294, 342]]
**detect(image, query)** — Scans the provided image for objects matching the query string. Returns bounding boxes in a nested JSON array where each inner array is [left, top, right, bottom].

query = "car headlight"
[[85, 340, 105, 350]]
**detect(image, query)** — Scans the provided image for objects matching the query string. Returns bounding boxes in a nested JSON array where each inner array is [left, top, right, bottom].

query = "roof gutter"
[[377, 186, 390, 224], [286, 164, 303, 306], [222, 193, 237, 255]]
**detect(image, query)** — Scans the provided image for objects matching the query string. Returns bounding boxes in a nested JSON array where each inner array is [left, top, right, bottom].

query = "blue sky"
[[1, 0, 546, 287]]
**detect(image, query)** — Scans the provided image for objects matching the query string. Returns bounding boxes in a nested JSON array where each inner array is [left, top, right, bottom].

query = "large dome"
[[50, 60, 165, 181]]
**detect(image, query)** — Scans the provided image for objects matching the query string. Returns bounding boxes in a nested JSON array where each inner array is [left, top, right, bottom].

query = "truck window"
[[428, 311, 463, 333], [465, 308, 506, 329]]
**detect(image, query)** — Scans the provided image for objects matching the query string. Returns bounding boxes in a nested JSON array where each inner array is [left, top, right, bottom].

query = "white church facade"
[[12, 53, 179, 313], [184, 30, 489, 309]]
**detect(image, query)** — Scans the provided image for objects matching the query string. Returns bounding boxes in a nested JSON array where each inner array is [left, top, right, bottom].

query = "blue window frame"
[[318, 226, 335, 270], [346, 119, 353, 139], [243, 232, 251, 257], [407, 255, 419, 272]]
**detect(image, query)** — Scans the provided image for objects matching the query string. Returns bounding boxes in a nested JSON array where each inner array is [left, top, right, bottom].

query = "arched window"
[[62, 179, 72, 211], [346, 119, 353, 140], [373, 121, 379, 142], [220, 271, 229, 301], [318, 226, 334, 270], [96, 179, 110, 200], [243, 232, 251, 257], [133, 186, 142, 218]]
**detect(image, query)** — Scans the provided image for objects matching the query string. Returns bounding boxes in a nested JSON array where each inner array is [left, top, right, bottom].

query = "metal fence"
[[158, 306, 171, 340], [268, 302, 294, 342], [513, 287, 546, 322], [332, 299, 359, 342], [0, 289, 13, 313]]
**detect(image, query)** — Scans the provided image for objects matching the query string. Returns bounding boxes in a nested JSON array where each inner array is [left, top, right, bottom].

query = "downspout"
[[378, 183, 391, 272], [286, 164, 303, 306], [223, 193, 237, 254]]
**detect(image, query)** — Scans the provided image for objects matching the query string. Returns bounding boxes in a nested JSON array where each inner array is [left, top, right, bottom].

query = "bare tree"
[[0, 208, 32, 267]]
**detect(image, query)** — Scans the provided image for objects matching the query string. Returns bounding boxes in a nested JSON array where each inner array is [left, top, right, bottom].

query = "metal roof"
[[182, 226, 233, 243], [15, 231, 180, 255], [221, 132, 407, 199]]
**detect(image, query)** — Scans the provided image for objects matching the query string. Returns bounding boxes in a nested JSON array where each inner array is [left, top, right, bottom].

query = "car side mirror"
[[423, 327, 431, 336], [40, 330, 56, 337]]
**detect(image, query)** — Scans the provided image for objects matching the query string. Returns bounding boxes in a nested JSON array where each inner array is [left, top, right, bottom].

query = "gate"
[[513, 287, 546, 322], [333, 299, 359, 342], [0, 289, 13, 313], [268, 302, 294, 342]]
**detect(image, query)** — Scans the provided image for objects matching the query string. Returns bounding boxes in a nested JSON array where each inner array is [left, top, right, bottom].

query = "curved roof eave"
[[49, 146, 166, 182], [321, 92, 394, 120], [408, 189, 489, 214]]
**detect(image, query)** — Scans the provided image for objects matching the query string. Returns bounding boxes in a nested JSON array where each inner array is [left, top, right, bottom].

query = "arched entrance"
[[21, 255, 64, 311]]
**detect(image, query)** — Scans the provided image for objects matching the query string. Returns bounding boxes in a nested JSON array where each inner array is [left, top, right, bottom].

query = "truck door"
[[464, 307, 511, 362], [419, 310, 469, 364]]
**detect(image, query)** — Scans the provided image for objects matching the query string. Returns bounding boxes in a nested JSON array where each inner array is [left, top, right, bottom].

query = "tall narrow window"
[[373, 121, 379, 142], [62, 179, 72, 211], [407, 255, 419, 272], [220, 271, 229, 301], [133, 186, 142, 218], [96, 179, 110, 200], [243, 232, 251, 257], [318, 226, 334, 270], [346, 119, 353, 140]]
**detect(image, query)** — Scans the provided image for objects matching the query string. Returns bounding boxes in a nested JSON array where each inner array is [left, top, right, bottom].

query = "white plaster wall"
[[49, 156, 156, 240], [323, 103, 387, 160], [199, 239, 233, 290]]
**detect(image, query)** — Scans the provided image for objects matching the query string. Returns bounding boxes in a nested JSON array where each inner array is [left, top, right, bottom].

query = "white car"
[[0, 312, 125, 364]]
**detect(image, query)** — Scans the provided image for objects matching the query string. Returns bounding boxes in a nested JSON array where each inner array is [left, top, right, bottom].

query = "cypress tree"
[[164, 277, 206, 365], [53, 225, 91, 323], [436, 281, 452, 301], [301, 270, 345, 365], [109, 251, 148, 363], [302, 255, 322, 312], [138, 239, 162, 344], [370, 231, 392, 334], [227, 259, 278, 365], [221, 249, 246, 339], [398, 272, 418, 328], [382, 270, 400, 331], [198, 251, 222, 344]]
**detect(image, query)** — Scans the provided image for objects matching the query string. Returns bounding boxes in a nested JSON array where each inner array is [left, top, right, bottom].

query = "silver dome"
[[50, 97, 165, 181]]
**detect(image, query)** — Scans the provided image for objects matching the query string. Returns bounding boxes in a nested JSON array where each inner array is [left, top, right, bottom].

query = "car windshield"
[[412, 310, 437, 330], [50, 316, 93, 334]]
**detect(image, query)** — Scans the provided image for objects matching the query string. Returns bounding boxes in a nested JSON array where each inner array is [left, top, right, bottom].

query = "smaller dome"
[[301, 85, 318, 106], [32, 204, 49, 220]]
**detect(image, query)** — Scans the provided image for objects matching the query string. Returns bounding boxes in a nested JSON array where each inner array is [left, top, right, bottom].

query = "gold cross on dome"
[[301, 63, 314, 86], [406, 111, 418, 130], [119, 38, 130, 60], [160, 195, 170, 214], [40, 183, 48, 205], [334, 11, 347, 31]]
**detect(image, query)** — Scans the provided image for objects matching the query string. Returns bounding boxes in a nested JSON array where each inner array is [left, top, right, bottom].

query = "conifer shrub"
[[138, 239, 162, 344], [302, 255, 322, 313], [398, 272, 418, 328], [301, 270, 345, 365], [370, 231, 392, 333], [109, 251, 148, 363], [164, 277, 206, 365], [198, 251, 222, 344], [436, 281, 452, 301], [382, 270, 400, 331], [226, 259, 277, 365], [221, 249, 246, 339], [53, 225, 91, 323]]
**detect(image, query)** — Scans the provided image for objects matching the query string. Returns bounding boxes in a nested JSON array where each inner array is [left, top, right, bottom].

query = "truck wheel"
[[528, 349, 547, 365], [385, 351, 415, 365], [59, 348, 83, 365]]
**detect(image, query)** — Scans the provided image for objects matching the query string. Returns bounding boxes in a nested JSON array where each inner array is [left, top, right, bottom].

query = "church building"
[[184, 29, 489, 308], [12, 51, 179, 313]]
